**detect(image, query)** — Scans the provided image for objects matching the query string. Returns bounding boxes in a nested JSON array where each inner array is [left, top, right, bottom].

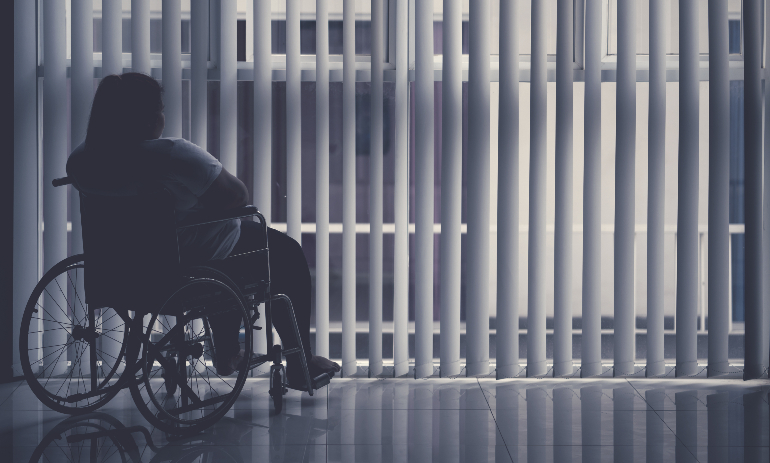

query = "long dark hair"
[[85, 73, 163, 153]]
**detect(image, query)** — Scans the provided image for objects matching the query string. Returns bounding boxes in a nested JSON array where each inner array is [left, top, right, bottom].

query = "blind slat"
[[742, 0, 766, 380], [527, 0, 548, 377], [466, 0, 491, 377], [393, 0, 409, 377], [70, 0, 93, 372], [316, 0, 330, 360], [341, 0, 357, 376], [191, 0, 208, 150], [220, 0, 237, 173], [252, 0, 271, 367], [131, 0, 151, 74], [43, 0, 69, 376], [414, 0, 435, 379], [676, 0, 700, 377], [553, 0, 574, 377], [646, 0, 666, 377], [102, 0, 122, 75], [581, 0, 603, 378], [439, 0, 462, 378], [764, 0, 770, 373], [369, 0, 384, 376], [496, 0, 520, 379], [613, 0, 637, 376], [286, 0, 301, 242], [162, 0, 182, 138]]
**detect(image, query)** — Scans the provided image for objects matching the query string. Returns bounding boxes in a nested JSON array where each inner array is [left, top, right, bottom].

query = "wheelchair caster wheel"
[[269, 367, 284, 413]]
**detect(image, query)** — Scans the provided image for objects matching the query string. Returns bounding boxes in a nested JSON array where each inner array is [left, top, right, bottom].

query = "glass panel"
[[89, 0, 191, 55], [729, 19, 742, 54], [728, 0, 743, 55], [431, 0, 560, 56], [261, 0, 382, 56], [607, 0, 739, 55]]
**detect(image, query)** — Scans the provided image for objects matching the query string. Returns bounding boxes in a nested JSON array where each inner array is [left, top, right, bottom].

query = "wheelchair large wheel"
[[20, 254, 131, 414], [130, 268, 252, 435]]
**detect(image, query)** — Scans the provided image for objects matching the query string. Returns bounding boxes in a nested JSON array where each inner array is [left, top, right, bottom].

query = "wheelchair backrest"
[[79, 187, 180, 313], [68, 144, 181, 312]]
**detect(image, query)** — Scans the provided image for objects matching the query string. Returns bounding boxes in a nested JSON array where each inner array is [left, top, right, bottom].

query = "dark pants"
[[205, 220, 313, 368]]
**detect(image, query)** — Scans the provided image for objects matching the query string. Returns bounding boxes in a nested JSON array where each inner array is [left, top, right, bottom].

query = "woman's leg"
[[219, 221, 313, 364], [263, 226, 313, 364], [263, 228, 340, 380], [209, 220, 339, 379]]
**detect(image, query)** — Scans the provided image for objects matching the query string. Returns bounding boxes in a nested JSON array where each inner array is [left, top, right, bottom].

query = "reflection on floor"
[[0, 377, 768, 462]]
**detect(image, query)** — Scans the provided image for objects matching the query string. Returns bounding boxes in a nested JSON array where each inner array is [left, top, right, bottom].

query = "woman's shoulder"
[[142, 138, 214, 161], [139, 137, 177, 154]]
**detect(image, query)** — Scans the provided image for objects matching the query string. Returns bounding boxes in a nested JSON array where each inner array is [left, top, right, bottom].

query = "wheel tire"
[[20, 255, 129, 414], [270, 366, 284, 413]]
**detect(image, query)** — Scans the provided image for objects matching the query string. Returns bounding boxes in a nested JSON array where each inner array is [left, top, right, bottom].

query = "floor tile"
[[327, 378, 490, 410], [506, 445, 698, 463], [324, 408, 501, 446], [479, 378, 652, 412], [326, 444, 512, 463]]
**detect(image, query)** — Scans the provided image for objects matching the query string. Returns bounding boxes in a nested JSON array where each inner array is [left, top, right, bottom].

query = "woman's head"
[[85, 73, 164, 151]]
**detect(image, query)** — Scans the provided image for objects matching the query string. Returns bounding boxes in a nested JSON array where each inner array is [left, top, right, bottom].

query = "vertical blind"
[[12, 0, 770, 380]]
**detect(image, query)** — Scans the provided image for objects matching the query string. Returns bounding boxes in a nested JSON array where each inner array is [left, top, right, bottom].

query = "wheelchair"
[[19, 175, 331, 435]]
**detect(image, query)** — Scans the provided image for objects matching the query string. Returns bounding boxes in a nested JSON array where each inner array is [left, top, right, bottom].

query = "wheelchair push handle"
[[52, 176, 73, 187]]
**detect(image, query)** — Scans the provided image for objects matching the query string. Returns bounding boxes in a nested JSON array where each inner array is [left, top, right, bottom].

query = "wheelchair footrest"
[[312, 373, 331, 390]]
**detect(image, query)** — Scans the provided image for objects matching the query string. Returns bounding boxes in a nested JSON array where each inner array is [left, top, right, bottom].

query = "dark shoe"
[[286, 356, 337, 389]]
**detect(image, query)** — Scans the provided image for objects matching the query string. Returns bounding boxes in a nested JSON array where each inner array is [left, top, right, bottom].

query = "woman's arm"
[[198, 167, 249, 210]]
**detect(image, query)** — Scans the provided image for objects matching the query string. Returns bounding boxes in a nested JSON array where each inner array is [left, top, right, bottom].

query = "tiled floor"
[[0, 376, 768, 462]]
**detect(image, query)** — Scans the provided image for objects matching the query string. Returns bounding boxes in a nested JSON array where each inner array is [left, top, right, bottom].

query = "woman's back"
[[68, 138, 241, 263]]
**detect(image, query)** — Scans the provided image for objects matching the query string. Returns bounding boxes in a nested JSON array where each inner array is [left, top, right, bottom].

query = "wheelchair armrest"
[[176, 206, 263, 229]]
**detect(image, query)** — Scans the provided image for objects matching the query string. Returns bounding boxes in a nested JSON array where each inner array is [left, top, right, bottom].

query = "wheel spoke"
[[36, 301, 74, 336], [40, 344, 71, 388], [28, 341, 74, 352], [146, 345, 203, 405], [31, 341, 72, 369], [95, 310, 121, 330], [54, 341, 86, 398], [25, 326, 73, 336], [98, 324, 126, 338], [94, 348, 119, 362], [98, 332, 123, 346], [52, 278, 81, 326]]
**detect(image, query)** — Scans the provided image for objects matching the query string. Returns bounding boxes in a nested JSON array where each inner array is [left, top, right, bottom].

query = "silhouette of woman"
[[68, 72, 339, 384]]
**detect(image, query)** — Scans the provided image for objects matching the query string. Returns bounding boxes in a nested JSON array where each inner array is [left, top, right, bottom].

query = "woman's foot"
[[287, 355, 340, 388], [310, 355, 341, 375]]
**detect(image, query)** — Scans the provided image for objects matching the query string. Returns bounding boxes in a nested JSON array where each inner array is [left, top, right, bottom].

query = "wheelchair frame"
[[19, 176, 330, 434]]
